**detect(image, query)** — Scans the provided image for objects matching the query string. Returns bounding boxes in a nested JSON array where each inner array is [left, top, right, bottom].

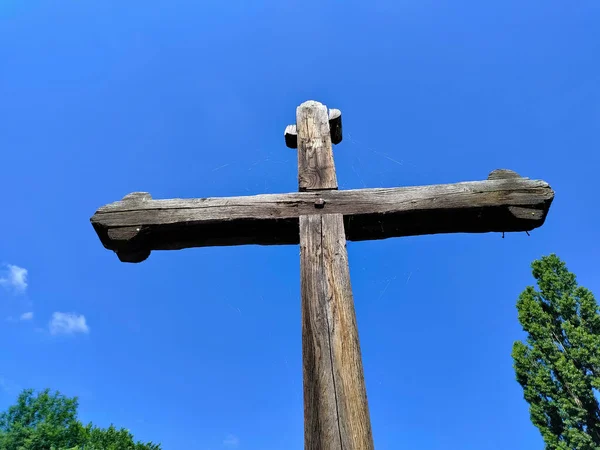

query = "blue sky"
[[1, 1, 599, 449]]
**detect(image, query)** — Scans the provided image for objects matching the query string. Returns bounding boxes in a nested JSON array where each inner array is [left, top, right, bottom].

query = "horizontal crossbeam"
[[90, 171, 553, 263]]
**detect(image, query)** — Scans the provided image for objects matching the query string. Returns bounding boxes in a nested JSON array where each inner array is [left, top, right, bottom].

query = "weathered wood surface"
[[487, 168, 523, 180], [301, 214, 341, 448], [284, 108, 342, 149], [296, 101, 338, 191], [90, 175, 554, 262], [301, 213, 373, 450], [298, 97, 370, 449]]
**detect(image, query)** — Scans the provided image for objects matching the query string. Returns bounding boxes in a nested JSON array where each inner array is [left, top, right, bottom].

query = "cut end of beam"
[[508, 206, 545, 221], [285, 124, 298, 149], [91, 192, 155, 263], [328, 108, 342, 145], [93, 223, 152, 263]]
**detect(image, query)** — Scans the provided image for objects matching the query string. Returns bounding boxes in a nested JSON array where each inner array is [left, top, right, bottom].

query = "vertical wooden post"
[[296, 101, 338, 191], [297, 101, 374, 450]]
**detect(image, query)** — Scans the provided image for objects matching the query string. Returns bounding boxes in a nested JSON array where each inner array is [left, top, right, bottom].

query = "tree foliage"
[[513, 254, 600, 449], [0, 388, 161, 450]]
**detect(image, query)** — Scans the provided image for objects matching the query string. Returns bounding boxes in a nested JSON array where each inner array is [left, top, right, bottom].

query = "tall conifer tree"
[[513, 254, 600, 449]]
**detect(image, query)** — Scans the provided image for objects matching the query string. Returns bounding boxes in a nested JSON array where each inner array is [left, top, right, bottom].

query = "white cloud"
[[20, 312, 33, 321], [223, 434, 240, 448], [49, 312, 89, 335], [0, 264, 28, 293]]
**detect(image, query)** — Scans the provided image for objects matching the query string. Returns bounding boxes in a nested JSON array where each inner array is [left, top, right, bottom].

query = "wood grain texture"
[[301, 214, 373, 450], [488, 169, 521, 180], [284, 108, 342, 149], [301, 214, 342, 449], [297, 101, 338, 191], [90, 175, 554, 261]]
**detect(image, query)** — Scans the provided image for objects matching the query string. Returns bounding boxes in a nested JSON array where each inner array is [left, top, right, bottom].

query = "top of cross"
[[284, 100, 342, 149]]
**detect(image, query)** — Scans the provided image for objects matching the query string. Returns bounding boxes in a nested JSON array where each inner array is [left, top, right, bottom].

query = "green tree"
[[0, 389, 160, 450], [512, 254, 600, 449]]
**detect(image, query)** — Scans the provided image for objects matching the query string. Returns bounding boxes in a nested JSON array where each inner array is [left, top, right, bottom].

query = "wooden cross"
[[90, 100, 554, 449]]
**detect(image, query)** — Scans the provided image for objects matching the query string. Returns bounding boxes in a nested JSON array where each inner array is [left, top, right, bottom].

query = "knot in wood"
[[314, 198, 326, 209]]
